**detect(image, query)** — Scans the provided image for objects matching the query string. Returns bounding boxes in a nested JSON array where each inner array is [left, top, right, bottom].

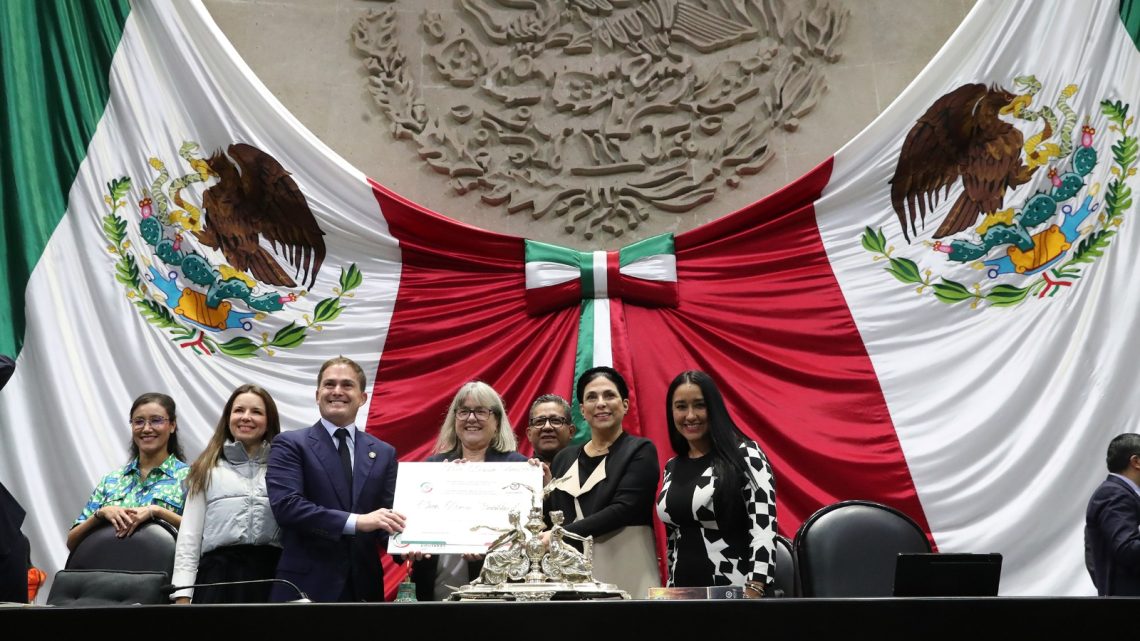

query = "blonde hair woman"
[[430, 381, 522, 461], [413, 381, 529, 600]]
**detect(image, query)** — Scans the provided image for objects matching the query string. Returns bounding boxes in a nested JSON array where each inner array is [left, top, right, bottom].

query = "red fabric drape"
[[630, 159, 931, 537], [367, 181, 580, 597], [366, 161, 932, 599]]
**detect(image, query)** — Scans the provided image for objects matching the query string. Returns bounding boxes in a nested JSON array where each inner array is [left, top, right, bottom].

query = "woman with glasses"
[[545, 366, 661, 598], [411, 381, 528, 600], [429, 381, 527, 464], [171, 384, 282, 604], [656, 370, 777, 598], [66, 392, 189, 551]]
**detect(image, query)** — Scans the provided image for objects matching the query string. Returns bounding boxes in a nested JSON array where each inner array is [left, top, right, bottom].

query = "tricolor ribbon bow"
[[524, 234, 679, 315]]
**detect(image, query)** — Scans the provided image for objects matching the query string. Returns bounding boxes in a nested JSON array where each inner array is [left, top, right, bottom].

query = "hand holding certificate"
[[390, 462, 543, 555]]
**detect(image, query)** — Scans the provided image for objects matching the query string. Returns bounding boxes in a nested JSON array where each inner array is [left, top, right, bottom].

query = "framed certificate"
[[390, 462, 543, 554]]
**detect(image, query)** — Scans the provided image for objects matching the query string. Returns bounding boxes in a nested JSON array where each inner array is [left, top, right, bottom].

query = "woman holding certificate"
[[545, 366, 661, 598], [412, 381, 527, 600]]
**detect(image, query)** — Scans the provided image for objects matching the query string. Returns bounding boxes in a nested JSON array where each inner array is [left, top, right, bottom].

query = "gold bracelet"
[[744, 581, 765, 596]]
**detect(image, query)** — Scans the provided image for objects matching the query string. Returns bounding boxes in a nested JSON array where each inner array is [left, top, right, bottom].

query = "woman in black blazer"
[[546, 366, 660, 598]]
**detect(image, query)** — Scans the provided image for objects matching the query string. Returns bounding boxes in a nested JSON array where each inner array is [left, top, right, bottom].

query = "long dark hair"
[[127, 392, 185, 463], [186, 384, 282, 496], [666, 371, 757, 515]]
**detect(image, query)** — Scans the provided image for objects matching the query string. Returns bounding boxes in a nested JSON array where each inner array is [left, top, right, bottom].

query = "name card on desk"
[[647, 586, 746, 600], [390, 462, 542, 555]]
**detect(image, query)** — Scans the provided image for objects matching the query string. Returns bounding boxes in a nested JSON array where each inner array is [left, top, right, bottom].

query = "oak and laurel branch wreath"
[[101, 176, 363, 357], [863, 99, 1137, 308]]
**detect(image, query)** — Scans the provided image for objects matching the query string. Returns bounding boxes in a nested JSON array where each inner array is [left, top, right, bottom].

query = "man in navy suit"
[[267, 356, 405, 602], [1085, 433, 1140, 596]]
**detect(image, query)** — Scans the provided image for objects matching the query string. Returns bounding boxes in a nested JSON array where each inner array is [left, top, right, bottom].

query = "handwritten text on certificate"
[[390, 462, 543, 554]]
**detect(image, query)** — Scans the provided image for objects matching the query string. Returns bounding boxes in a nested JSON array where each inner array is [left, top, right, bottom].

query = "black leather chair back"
[[47, 569, 168, 606], [795, 500, 931, 597], [770, 534, 797, 597], [65, 520, 177, 576]]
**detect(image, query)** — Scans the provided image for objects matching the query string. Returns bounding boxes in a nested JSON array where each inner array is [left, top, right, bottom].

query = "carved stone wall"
[[204, 0, 974, 249], [352, 0, 847, 239]]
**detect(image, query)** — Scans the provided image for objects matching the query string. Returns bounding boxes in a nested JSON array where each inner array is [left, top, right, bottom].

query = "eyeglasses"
[[529, 416, 569, 428], [130, 417, 169, 429], [457, 407, 493, 421]]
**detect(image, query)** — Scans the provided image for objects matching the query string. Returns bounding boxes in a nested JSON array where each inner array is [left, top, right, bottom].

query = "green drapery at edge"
[[1123, 0, 1140, 49], [0, 0, 131, 357]]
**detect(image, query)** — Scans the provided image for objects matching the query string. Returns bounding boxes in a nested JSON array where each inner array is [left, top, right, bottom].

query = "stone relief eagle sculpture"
[[352, 1, 849, 239], [197, 143, 326, 289], [890, 83, 1036, 242]]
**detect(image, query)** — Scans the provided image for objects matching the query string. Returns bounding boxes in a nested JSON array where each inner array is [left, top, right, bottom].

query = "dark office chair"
[[65, 519, 177, 576], [769, 534, 797, 597], [795, 500, 931, 597], [47, 569, 168, 606]]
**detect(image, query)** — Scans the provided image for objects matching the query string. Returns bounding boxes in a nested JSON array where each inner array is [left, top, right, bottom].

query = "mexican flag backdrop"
[[2, 0, 1138, 596]]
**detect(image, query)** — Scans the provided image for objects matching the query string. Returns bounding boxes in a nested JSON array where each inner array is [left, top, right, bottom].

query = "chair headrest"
[[47, 569, 169, 606], [66, 519, 177, 575]]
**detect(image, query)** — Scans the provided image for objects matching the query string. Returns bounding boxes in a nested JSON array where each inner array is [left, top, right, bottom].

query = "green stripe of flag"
[[524, 239, 582, 266], [568, 298, 595, 445], [1123, 0, 1140, 50], [579, 252, 595, 298], [0, 0, 131, 356], [619, 233, 674, 267]]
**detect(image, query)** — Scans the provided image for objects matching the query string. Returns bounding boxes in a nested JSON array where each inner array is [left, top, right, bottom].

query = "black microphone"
[[161, 578, 311, 603]]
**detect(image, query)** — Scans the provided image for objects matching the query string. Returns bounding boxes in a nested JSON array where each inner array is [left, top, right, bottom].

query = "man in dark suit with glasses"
[[526, 394, 576, 466]]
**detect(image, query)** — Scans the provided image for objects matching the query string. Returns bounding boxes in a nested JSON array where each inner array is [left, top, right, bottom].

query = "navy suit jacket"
[[1085, 474, 1140, 596], [267, 422, 398, 602]]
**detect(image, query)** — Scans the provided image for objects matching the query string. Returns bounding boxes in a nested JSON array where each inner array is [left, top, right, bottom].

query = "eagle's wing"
[[196, 189, 222, 250], [200, 173, 297, 288], [228, 143, 326, 289], [935, 123, 1025, 238], [889, 84, 988, 241]]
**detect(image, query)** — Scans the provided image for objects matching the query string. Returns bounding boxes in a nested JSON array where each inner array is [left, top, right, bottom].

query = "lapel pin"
[[369, 451, 376, 459]]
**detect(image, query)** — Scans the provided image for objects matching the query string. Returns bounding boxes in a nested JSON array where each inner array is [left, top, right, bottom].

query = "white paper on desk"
[[389, 462, 543, 554]]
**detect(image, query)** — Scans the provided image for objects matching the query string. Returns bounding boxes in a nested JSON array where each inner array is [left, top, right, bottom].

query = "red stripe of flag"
[[606, 250, 621, 300], [626, 159, 933, 543]]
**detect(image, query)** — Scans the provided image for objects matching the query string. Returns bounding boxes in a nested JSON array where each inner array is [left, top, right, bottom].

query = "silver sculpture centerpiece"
[[448, 499, 629, 601]]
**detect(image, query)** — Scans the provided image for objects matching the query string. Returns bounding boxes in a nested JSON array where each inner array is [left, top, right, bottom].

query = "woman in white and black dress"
[[655, 370, 777, 598], [172, 384, 282, 604]]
